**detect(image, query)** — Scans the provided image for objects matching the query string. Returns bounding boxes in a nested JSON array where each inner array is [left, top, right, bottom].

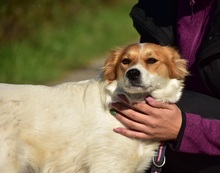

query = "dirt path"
[[51, 56, 106, 85]]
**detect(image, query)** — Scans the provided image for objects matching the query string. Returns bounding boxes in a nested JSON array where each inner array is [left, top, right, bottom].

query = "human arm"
[[111, 91, 220, 155], [178, 112, 220, 155]]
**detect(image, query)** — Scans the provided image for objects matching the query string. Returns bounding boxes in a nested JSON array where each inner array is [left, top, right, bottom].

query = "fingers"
[[110, 97, 182, 141], [111, 102, 149, 124], [113, 127, 150, 140], [145, 97, 173, 110], [112, 108, 149, 132], [110, 103, 156, 139]]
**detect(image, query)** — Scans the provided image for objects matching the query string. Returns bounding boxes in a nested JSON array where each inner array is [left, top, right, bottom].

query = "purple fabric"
[[180, 113, 220, 155], [175, 0, 216, 96], [176, 0, 219, 155], [176, 0, 215, 68]]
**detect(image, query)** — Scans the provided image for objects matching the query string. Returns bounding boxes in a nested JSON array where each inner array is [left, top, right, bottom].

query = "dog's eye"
[[122, 58, 131, 65], [146, 58, 158, 64]]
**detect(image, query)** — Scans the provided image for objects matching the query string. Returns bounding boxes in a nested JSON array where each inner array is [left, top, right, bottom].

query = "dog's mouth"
[[124, 83, 152, 93], [124, 68, 152, 93]]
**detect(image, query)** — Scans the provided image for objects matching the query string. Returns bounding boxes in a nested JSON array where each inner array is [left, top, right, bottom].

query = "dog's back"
[[0, 80, 158, 173]]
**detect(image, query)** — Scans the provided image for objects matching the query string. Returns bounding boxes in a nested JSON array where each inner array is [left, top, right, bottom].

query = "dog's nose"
[[126, 69, 140, 81]]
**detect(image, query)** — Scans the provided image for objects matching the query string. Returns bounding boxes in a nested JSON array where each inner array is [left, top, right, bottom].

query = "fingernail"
[[113, 127, 122, 133], [109, 109, 117, 116], [146, 97, 155, 103]]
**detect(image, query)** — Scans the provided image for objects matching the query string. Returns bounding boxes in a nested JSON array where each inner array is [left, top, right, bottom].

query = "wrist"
[[168, 111, 186, 151]]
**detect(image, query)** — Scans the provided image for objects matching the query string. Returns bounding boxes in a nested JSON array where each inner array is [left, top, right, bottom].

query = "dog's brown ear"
[[172, 57, 189, 80], [165, 46, 189, 80], [103, 48, 122, 81]]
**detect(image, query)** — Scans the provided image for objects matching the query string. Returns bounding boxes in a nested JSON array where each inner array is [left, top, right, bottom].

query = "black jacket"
[[198, 0, 220, 98], [130, 1, 220, 173], [130, 0, 220, 98]]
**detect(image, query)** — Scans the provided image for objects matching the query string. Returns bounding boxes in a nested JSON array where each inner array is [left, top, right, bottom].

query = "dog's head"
[[103, 43, 189, 103]]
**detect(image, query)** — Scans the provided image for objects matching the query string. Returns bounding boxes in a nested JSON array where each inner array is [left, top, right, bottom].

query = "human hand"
[[110, 97, 182, 141]]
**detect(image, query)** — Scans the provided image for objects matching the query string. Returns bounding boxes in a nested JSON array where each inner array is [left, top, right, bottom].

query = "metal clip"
[[152, 155, 166, 168]]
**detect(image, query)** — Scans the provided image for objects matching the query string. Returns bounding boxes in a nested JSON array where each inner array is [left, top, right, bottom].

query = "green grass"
[[0, 2, 139, 84]]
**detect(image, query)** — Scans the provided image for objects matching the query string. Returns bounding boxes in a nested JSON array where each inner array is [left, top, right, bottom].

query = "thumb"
[[146, 97, 171, 109]]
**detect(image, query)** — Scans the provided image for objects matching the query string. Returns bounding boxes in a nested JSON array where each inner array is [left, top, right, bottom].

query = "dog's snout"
[[126, 69, 141, 81]]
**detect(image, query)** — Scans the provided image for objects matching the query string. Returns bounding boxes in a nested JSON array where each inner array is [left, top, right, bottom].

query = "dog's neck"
[[102, 77, 184, 108], [103, 80, 149, 107], [113, 89, 149, 104]]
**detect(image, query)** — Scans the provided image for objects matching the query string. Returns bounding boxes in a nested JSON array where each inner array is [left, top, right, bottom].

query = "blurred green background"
[[0, 0, 139, 84]]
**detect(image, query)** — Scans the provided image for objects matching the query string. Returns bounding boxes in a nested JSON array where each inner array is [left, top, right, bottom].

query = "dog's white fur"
[[0, 43, 188, 173]]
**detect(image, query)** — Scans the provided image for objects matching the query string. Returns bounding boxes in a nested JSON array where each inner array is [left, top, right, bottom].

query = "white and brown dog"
[[0, 43, 188, 173]]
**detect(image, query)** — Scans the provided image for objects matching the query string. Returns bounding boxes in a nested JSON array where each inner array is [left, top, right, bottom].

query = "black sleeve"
[[129, 1, 176, 46], [176, 89, 220, 119]]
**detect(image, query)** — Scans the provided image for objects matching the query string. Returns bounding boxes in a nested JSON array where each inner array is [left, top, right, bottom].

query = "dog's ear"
[[165, 47, 189, 80], [103, 48, 122, 81]]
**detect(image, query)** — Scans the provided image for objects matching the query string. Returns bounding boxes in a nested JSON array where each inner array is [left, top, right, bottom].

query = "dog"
[[0, 43, 188, 173]]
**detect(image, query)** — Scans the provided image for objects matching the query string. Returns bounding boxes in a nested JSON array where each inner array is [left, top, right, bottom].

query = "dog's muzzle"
[[125, 68, 150, 93], [126, 68, 142, 86]]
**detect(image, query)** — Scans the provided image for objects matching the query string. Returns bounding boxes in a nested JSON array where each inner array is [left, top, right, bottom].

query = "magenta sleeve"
[[178, 113, 220, 155]]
